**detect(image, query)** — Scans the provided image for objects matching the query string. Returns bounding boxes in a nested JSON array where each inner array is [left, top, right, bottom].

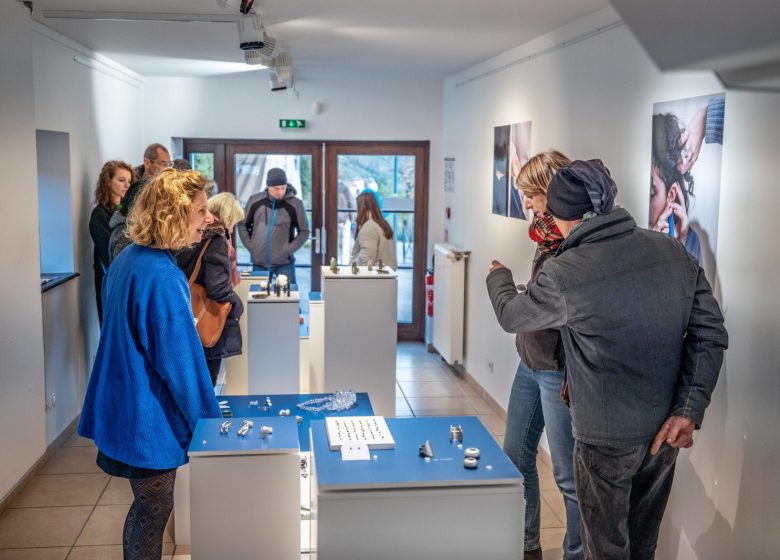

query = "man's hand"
[[650, 415, 696, 455], [489, 260, 506, 273]]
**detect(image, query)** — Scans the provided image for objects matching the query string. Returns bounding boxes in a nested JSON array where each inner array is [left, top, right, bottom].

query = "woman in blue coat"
[[79, 169, 221, 560]]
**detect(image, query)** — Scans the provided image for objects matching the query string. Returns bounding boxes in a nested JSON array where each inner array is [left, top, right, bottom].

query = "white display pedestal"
[[247, 289, 300, 394], [310, 416, 524, 560], [224, 274, 264, 395], [189, 417, 300, 560], [308, 293, 325, 394], [321, 266, 397, 417]]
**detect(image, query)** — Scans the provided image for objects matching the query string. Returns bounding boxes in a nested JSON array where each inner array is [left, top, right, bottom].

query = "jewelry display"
[[377, 259, 384, 271], [279, 409, 291, 416], [297, 391, 357, 413], [329, 257, 339, 274], [449, 425, 464, 443], [296, 416, 303, 425], [265, 397, 273, 407], [464, 457, 478, 469], [249, 400, 259, 406], [261, 425, 273, 438], [351, 261, 359, 275], [237, 419, 253, 437], [367, 259, 374, 271], [419, 440, 434, 458], [464, 447, 480, 459], [325, 416, 395, 450], [220, 420, 232, 434]]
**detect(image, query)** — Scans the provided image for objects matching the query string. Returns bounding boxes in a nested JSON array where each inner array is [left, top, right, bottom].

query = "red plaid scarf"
[[528, 212, 564, 254]]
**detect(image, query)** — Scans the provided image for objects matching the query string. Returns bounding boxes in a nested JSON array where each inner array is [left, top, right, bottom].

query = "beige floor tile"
[[542, 490, 567, 526], [541, 498, 565, 529], [395, 367, 451, 382], [466, 395, 495, 415], [0, 549, 69, 560], [396, 354, 444, 368], [75, 504, 129, 546], [492, 433, 505, 447], [540, 527, 566, 559], [538, 461, 558, 492], [397, 381, 463, 398], [0, 506, 92, 548], [446, 372, 479, 396], [395, 398, 414, 417], [406, 397, 476, 417], [39, 446, 100, 475], [9, 473, 109, 508], [63, 433, 95, 448], [98, 477, 133, 506], [67, 545, 123, 560], [478, 414, 506, 437]]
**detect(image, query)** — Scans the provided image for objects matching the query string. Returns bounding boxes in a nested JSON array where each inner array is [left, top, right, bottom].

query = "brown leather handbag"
[[188, 238, 231, 348]]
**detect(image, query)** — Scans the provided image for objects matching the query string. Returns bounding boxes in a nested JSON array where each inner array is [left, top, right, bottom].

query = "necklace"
[[297, 391, 357, 413]]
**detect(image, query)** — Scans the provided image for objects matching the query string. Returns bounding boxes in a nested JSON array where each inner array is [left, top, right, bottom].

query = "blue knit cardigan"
[[79, 244, 221, 469]]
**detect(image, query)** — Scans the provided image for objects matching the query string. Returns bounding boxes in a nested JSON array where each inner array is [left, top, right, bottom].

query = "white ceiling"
[[32, 0, 608, 79]]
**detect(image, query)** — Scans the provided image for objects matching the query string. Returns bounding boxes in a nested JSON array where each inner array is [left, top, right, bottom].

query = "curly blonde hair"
[[515, 150, 572, 197], [128, 169, 207, 250], [207, 192, 245, 230]]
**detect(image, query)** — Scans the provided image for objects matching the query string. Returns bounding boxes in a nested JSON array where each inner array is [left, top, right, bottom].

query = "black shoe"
[[524, 549, 543, 560]]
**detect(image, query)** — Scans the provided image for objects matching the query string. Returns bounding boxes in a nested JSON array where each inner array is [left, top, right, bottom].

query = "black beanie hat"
[[266, 167, 288, 187], [546, 160, 616, 220]]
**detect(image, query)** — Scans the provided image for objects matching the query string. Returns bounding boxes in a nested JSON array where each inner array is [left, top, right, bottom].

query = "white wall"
[[0, 1, 47, 501], [144, 75, 445, 263], [443, 7, 779, 558], [31, 25, 144, 444]]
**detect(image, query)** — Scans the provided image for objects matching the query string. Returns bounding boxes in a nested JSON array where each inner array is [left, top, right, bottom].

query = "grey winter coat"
[[486, 208, 728, 447], [237, 186, 310, 267], [352, 218, 397, 270]]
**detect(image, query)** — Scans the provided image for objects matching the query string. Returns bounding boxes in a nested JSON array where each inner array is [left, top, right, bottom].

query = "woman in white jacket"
[[352, 191, 397, 270]]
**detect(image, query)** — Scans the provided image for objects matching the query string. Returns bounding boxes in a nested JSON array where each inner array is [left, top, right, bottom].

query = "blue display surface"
[[218, 393, 373, 452], [309, 292, 322, 302], [311, 416, 522, 490], [189, 416, 299, 457]]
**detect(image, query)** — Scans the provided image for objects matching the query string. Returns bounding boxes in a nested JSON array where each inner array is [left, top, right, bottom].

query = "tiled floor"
[[0, 342, 566, 559]]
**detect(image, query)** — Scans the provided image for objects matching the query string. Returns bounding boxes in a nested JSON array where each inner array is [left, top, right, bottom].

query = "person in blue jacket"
[[79, 168, 221, 560]]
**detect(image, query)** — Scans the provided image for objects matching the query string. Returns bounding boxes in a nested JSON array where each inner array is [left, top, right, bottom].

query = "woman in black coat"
[[177, 223, 244, 385], [89, 160, 134, 324]]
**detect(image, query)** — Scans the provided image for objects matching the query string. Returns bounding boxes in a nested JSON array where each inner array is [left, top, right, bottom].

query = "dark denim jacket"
[[486, 208, 728, 447]]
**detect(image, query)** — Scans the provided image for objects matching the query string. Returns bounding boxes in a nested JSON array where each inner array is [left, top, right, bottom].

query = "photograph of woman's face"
[[649, 164, 670, 226]]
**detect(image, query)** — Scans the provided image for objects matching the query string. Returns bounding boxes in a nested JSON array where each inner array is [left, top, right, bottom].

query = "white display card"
[[340, 442, 371, 461], [325, 416, 395, 450]]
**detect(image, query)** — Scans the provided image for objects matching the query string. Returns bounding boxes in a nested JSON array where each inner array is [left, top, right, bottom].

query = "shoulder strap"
[[188, 238, 214, 285]]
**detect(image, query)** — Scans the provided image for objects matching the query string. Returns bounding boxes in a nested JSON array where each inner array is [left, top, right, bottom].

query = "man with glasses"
[[134, 143, 173, 180]]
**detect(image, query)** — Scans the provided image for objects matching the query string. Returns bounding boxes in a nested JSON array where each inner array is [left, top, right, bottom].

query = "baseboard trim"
[[0, 415, 80, 515]]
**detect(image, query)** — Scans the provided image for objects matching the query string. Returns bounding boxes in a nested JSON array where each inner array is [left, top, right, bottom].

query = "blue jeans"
[[253, 259, 296, 285], [503, 361, 583, 559]]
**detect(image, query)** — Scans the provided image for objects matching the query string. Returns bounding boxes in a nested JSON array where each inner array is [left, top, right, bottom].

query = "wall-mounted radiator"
[[432, 243, 470, 365]]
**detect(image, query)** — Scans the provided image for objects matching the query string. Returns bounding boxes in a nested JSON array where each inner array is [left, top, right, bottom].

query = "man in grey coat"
[[237, 167, 310, 284], [486, 160, 727, 559]]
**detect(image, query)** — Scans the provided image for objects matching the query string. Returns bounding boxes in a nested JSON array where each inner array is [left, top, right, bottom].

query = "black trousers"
[[206, 357, 221, 386], [574, 440, 678, 560]]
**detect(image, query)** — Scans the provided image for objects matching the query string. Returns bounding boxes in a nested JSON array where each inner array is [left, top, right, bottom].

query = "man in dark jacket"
[[237, 167, 310, 284], [486, 160, 727, 559]]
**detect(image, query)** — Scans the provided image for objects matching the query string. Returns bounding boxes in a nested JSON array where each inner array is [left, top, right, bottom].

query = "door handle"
[[313, 228, 321, 254]]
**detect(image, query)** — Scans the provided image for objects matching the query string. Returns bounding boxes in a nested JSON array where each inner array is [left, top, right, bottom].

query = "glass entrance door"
[[326, 142, 428, 340], [226, 143, 323, 294]]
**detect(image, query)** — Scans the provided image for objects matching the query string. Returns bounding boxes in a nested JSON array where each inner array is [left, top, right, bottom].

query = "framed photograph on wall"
[[649, 93, 725, 283], [492, 121, 532, 219]]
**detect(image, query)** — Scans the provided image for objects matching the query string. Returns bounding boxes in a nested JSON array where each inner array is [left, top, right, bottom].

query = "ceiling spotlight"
[[238, 13, 263, 50]]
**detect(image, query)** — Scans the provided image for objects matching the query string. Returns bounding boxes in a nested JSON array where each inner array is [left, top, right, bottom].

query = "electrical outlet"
[[486, 359, 494, 373]]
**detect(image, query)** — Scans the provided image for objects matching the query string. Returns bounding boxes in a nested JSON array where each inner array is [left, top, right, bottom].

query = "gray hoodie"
[[237, 186, 310, 267]]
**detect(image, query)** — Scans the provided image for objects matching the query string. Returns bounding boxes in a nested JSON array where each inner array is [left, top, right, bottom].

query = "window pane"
[[190, 153, 214, 180]]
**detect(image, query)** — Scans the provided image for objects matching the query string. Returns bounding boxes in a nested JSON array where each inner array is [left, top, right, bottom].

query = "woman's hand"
[[677, 105, 707, 174], [651, 201, 673, 235], [668, 184, 690, 245]]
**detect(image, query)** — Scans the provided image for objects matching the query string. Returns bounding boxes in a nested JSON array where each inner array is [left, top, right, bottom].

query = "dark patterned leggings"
[[123, 470, 176, 560]]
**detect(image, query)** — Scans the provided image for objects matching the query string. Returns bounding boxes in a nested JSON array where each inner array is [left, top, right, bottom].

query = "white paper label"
[[340, 442, 371, 461]]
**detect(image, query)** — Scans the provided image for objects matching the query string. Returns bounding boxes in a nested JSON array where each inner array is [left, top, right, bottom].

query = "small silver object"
[[242, 419, 254, 427], [464, 447, 480, 459], [261, 425, 273, 438], [464, 457, 478, 469], [296, 416, 303, 425], [265, 397, 273, 407], [450, 424, 463, 443], [220, 420, 232, 434], [249, 400, 259, 406], [237, 424, 250, 437], [279, 409, 291, 416], [419, 440, 434, 458]]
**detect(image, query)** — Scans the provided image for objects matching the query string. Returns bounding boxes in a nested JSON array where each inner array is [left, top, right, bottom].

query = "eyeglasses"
[[153, 159, 173, 168]]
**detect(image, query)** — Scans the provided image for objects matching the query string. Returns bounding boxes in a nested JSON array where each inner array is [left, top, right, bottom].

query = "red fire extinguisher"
[[425, 269, 434, 317]]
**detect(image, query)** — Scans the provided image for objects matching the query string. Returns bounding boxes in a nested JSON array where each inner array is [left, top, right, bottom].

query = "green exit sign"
[[279, 119, 306, 129]]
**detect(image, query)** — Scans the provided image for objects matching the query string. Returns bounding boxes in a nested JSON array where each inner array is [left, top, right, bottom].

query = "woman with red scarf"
[[499, 150, 583, 560]]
